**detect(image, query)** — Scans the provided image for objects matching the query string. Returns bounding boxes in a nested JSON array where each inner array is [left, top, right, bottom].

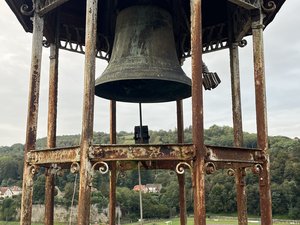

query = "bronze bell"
[[95, 5, 191, 103]]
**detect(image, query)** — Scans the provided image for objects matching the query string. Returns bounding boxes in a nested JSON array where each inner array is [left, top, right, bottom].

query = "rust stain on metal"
[[252, 15, 272, 225], [205, 145, 262, 163], [92, 144, 194, 161], [28, 146, 80, 165], [230, 42, 248, 225], [77, 0, 98, 224], [45, 168, 55, 225], [21, 10, 44, 225], [190, 1, 206, 225], [177, 100, 187, 225]]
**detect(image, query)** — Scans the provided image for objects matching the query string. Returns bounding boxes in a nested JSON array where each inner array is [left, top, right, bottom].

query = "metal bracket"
[[252, 164, 263, 175], [176, 161, 193, 175], [176, 161, 194, 186], [227, 168, 236, 176], [205, 162, 217, 174], [70, 162, 80, 174], [91, 161, 109, 175], [20, 2, 36, 16], [89, 161, 109, 187], [238, 39, 248, 47], [260, 0, 277, 13]]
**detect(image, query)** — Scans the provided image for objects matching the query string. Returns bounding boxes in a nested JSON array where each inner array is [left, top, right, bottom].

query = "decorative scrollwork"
[[260, 0, 276, 13], [176, 162, 193, 175], [238, 39, 247, 48], [70, 162, 80, 174], [117, 162, 126, 179], [227, 168, 235, 177], [149, 147, 163, 158], [89, 161, 109, 187], [20, 4, 36, 16], [29, 165, 39, 175], [42, 39, 50, 48], [92, 161, 109, 175], [49, 164, 62, 176], [252, 164, 263, 175], [205, 162, 216, 174], [96, 34, 111, 61], [59, 24, 110, 61]]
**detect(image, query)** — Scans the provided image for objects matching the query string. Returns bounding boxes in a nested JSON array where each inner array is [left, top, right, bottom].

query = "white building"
[[0, 186, 22, 198]]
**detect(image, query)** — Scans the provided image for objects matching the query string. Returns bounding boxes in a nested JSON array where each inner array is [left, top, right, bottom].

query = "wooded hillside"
[[0, 125, 299, 221]]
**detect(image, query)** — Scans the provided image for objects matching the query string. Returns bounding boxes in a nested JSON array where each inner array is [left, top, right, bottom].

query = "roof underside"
[[6, 0, 285, 60]]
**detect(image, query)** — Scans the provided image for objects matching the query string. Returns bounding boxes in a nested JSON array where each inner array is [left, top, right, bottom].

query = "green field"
[[0, 217, 299, 225], [124, 217, 300, 225]]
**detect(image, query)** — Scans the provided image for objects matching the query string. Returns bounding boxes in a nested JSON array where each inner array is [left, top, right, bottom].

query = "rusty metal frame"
[[229, 42, 248, 225], [18, 0, 274, 224], [252, 8, 273, 225], [44, 10, 60, 224], [44, 42, 59, 225], [20, 1, 44, 224], [26, 144, 264, 167], [76, 0, 98, 224], [109, 100, 117, 225], [190, 0, 206, 224], [176, 100, 187, 225]]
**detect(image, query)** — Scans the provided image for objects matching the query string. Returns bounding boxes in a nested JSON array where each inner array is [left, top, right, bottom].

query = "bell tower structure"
[[4, 0, 285, 225]]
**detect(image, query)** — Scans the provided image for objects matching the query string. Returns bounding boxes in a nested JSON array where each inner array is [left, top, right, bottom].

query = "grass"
[[123, 217, 299, 225], [1, 217, 299, 225], [0, 222, 67, 225]]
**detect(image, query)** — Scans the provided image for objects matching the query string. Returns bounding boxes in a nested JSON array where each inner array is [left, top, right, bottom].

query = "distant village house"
[[133, 184, 162, 193], [0, 186, 22, 198]]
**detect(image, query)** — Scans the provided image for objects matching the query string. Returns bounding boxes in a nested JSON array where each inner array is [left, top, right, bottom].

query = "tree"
[[207, 183, 225, 213], [0, 198, 17, 221], [116, 187, 139, 219], [91, 191, 109, 210], [0, 156, 19, 184], [160, 181, 179, 217], [272, 183, 289, 215], [247, 185, 260, 215], [33, 175, 46, 204], [64, 181, 78, 208]]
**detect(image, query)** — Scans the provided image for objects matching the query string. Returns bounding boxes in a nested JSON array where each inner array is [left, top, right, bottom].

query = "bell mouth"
[[95, 79, 191, 103]]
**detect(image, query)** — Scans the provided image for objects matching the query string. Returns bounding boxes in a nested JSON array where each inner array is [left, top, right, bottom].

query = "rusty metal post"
[[190, 1, 206, 225], [20, 3, 44, 224], [176, 100, 187, 225], [44, 169, 55, 225], [252, 11, 272, 225], [229, 43, 248, 225], [77, 0, 98, 224], [109, 100, 117, 225], [44, 42, 59, 225]]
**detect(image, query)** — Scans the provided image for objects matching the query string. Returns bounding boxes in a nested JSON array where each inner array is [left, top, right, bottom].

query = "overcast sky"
[[0, 1, 299, 147]]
